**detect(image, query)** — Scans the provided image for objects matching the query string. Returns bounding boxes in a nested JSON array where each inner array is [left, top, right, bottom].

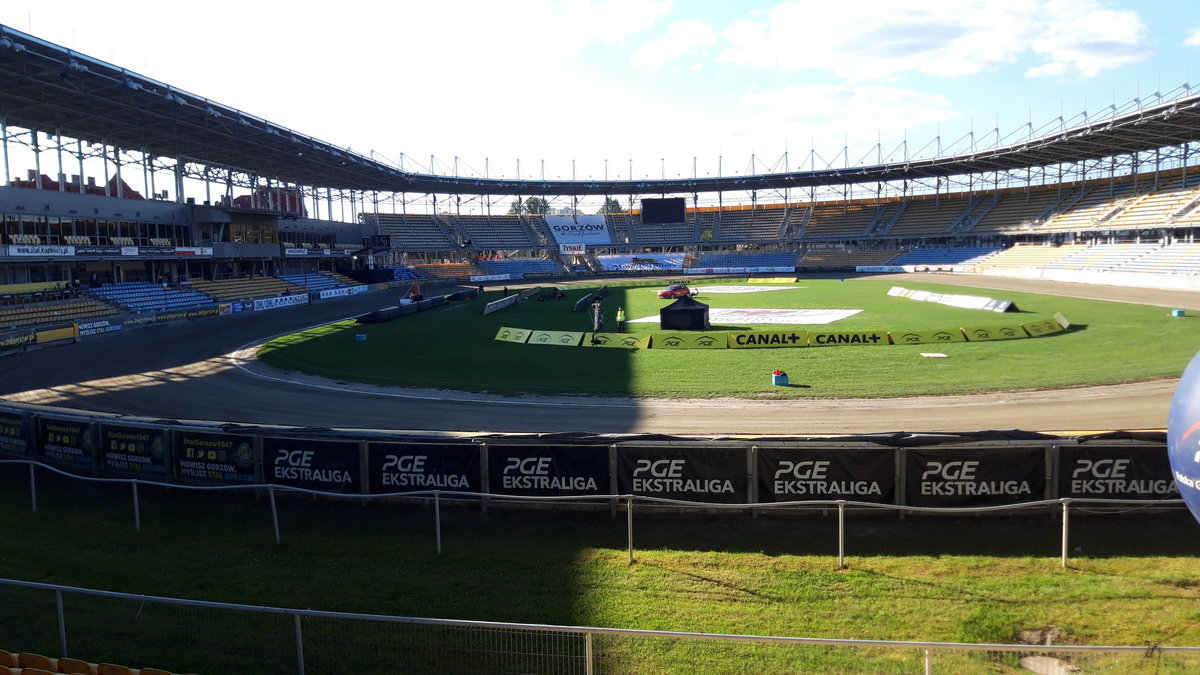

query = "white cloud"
[[1025, 0, 1152, 78], [631, 19, 717, 71], [1182, 25, 1200, 47]]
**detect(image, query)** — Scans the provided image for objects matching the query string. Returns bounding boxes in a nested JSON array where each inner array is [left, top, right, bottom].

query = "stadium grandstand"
[[3, 21, 1200, 674]]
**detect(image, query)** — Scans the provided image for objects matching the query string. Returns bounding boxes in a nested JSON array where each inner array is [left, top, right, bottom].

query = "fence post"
[[837, 500, 846, 570], [29, 463, 37, 513], [56, 588, 68, 658], [131, 481, 141, 533], [626, 496, 635, 565], [585, 632, 594, 675], [434, 490, 442, 556], [294, 613, 306, 675], [924, 648, 931, 674], [1060, 498, 1071, 568], [269, 487, 281, 545]]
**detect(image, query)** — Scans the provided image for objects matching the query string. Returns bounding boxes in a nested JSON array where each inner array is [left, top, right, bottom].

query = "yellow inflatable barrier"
[[727, 330, 808, 349], [584, 333, 651, 349], [808, 331, 890, 347], [494, 327, 532, 344], [890, 329, 967, 346], [526, 330, 584, 347], [651, 332, 727, 349], [961, 325, 1025, 341], [1021, 318, 1066, 337]]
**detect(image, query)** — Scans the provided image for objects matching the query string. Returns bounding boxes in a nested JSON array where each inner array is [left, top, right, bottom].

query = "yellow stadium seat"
[[18, 652, 57, 671]]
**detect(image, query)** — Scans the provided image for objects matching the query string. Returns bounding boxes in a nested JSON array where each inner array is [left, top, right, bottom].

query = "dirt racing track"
[[1, 274, 1197, 437]]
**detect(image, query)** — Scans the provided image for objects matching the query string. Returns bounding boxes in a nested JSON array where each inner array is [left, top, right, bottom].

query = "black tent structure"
[[659, 295, 710, 330]]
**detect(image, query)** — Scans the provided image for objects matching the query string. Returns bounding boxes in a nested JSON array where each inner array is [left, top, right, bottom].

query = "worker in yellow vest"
[[616, 306, 626, 332]]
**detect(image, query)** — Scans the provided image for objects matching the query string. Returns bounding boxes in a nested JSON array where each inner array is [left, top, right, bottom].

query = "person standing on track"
[[616, 306, 626, 332]]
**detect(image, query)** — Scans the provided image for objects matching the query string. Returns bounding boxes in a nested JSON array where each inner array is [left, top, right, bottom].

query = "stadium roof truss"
[[3, 25, 1200, 202]]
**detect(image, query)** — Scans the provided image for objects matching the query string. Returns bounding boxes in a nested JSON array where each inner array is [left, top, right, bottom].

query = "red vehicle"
[[657, 283, 696, 299]]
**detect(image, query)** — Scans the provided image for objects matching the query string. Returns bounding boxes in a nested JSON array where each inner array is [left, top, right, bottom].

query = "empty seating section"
[[605, 213, 632, 244], [1116, 242, 1200, 274], [89, 282, 213, 312], [454, 215, 537, 249], [1104, 174, 1200, 229], [891, 246, 1004, 267], [372, 213, 457, 250], [970, 190, 1062, 233], [715, 208, 787, 241], [187, 276, 299, 301], [274, 273, 360, 292], [885, 195, 972, 236], [628, 221, 697, 246], [0, 649, 193, 675], [595, 254, 685, 271], [381, 266, 420, 281], [796, 249, 901, 267], [475, 259, 562, 276], [1043, 242, 1161, 270], [0, 297, 117, 330], [803, 203, 882, 239], [982, 243, 1088, 268], [692, 251, 799, 268], [410, 263, 482, 279], [1040, 184, 1136, 231]]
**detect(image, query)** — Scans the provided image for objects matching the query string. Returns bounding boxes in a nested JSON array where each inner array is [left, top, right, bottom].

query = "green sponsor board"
[[808, 331, 890, 347], [494, 327, 532, 343], [727, 330, 809, 349], [890, 329, 967, 345], [962, 325, 1025, 341], [651, 333, 727, 349], [585, 333, 651, 349], [526, 330, 584, 347]]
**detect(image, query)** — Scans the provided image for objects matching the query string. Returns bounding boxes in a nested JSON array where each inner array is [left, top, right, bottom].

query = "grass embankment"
[[1, 467, 1197, 673], [258, 277, 1198, 398]]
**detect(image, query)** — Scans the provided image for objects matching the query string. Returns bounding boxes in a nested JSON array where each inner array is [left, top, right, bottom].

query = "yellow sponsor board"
[[651, 332, 727, 349], [961, 325, 1025, 341], [808, 331, 890, 347], [1021, 318, 1066, 337], [494, 326, 532, 344], [889, 329, 967, 346], [584, 333, 651, 349], [760, 277, 800, 284], [36, 325, 78, 344], [727, 330, 808, 349], [526, 330, 584, 347]]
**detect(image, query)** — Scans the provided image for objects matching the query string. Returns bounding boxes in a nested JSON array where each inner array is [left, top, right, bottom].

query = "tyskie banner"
[[1057, 445, 1176, 499], [175, 431, 257, 485], [906, 447, 1044, 507], [368, 442, 479, 493], [100, 423, 169, 480], [488, 444, 608, 496], [758, 447, 893, 503], [264, 437, 361, 493], [618, 446, 747, 503]]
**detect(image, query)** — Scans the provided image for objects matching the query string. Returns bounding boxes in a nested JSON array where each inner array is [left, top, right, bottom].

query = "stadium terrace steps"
[[0, 297, 117, 331], [187, 276, 300, 301], [89, 281, 213, 312]]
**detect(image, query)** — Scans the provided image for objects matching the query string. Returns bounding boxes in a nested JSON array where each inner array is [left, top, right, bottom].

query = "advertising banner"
[[38, 417, 97, 473], [175, 431, 257, 485], [906, 447, 1043, 507], [469, 274, 512, 282], [100, 423, 169, 480], [264, 437, 361, 493], [74, 245, 122, 256], [857, 266, 905, 273], [154, 306, 220, 322], [488, 445, 608, 496], [758, 447, 894, 503], [889, 329, 967, 345], [36, 325, 78, 343], [962, 325, 1024, 341], [727, 330, 808, 349], [0, 330, 36, 349], [618, 446, 747, 503], [651, 332, 726, 349], [584, 333, 651, 349], [0, 410, 30, 457], [525, 330, 584, 347], [545, 214, 612, 246], [253, 294, 309, 311], [78, 319, 123, 337], [1021, 318, 1066, 337], [494, 326, 531, 343], [368, 442, 479, 493], [1057, 446, 1177, 499], [317, 285, 368, 299], [9, 245, 73, 257], [808, 331, 889, 347], [560, 244, 586, 255]]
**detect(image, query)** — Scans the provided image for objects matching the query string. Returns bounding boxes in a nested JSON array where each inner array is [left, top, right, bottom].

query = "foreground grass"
[[1, 466, 1198, 673], [258, 277, 1199, 398]]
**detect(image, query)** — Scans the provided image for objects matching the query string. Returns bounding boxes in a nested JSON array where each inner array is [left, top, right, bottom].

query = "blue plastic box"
[[772, 374, 788, 386]]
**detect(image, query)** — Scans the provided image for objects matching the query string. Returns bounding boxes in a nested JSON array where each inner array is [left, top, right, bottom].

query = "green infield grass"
[[258, 277, 1198, 398]]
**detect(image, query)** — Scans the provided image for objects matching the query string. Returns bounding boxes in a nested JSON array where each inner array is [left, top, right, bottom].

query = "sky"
[[2, 0, 1199, 185]]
